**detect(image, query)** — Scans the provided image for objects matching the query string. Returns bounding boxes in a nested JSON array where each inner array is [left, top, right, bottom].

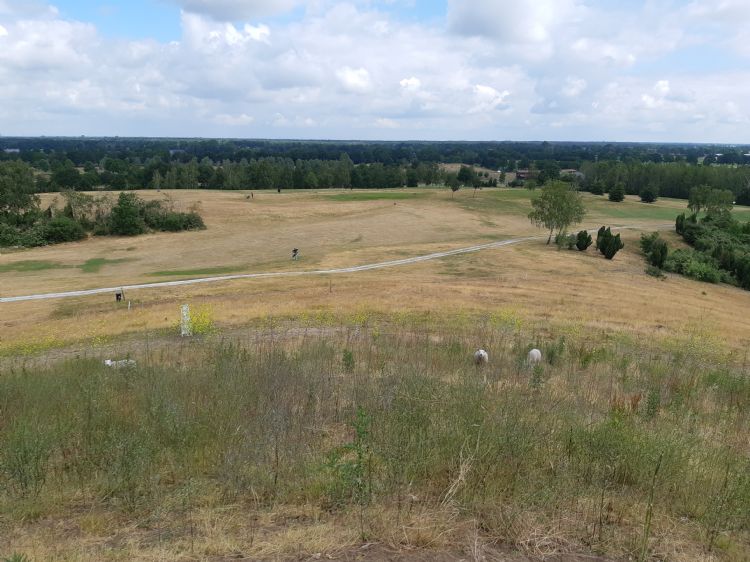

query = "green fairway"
[[149, 265, 247, 277], [79, 258, 133, 273], [0, 260, 69, 273], [327, 191, 428, 202]]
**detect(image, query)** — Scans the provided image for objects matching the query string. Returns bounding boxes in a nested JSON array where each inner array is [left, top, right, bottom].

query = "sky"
[[0, 0, 749, 142]]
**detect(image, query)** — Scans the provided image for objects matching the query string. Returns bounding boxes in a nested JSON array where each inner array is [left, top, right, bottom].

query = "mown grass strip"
[[0, 260, 70, 273], [327, 191, 428, 202], [149, 265, 246, 277], [79, 258, 132, 273]]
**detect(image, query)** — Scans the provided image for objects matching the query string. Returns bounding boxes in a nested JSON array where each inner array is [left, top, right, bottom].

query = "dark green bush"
[[602, 233, 624, 260], [43, 216, 86, 244], [648, 238, 668, 268], [110, 192, 146, 236], [576, 230, 593, 251], [639, 184, 658, 203], [675, 213, 685, 235], [641, 233, 668, 268], [0, 223, 47, 247], [597, 227, 624, 260], [640, 232, 659, 254], [608, 184, 625, 202], [596, 226, 607, 251], [664, 249, 722, 283]]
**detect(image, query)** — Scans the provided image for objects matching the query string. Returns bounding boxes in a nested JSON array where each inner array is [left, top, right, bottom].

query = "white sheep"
[[104, 359, 137, 369], [474, 349, 489, 365], [527, 348, 542, 366]]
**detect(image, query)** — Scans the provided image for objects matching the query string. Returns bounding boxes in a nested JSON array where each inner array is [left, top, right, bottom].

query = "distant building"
[[515, 169, 536, 180], [3, 148, 20, 154], [169, 149, 186, 156]]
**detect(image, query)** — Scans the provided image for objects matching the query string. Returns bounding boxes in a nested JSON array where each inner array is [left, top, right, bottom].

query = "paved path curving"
[[0, 225, 668, 303]]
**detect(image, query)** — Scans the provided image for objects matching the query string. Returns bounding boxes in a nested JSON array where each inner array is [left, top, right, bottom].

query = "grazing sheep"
[[104, 359, 137, 369], [474, 349, 489, 365], [527, 348, 542, 366]]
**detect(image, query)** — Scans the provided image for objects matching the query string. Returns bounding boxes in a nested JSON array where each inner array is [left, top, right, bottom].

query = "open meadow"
[[2, 188, 750, 355], [1, 187, 750, 561]]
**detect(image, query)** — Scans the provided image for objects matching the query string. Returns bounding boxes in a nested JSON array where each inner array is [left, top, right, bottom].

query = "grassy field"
[[2, 188, 750, 355], [1, 320, 748, 561], [1, 187, 750, 560]]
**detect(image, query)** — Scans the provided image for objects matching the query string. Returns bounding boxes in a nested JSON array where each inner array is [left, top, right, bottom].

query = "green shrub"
[[684, 259, 721, 283], [0, 223, 49, 248], [597, 227, 624, 260], [645, 265, 666, 279], [42, 216, 86, 244], [649, 238, 668, 268], [640, 232, 658, 254], [110, 192, 146, 236], [639, 184, 659, 203], [576, 230, 593, 251], [603, 233, 624, 259], [665, 249, 722, 283], [641, 233, 668, 268], [608, 184, 625, 202], [675, 213, 686, 235], [554, 232, 576, 250], [596, 225, 607, 251]]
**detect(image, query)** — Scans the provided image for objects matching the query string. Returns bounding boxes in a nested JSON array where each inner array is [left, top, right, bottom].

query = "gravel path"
[[0, 225, 667, 303]]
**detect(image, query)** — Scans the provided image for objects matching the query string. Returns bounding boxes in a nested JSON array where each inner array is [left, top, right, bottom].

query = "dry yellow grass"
[[1, 188, 749, 355]]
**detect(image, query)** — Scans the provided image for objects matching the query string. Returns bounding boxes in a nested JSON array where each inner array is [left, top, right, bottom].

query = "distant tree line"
[[579, 160, 750, 202], [2, 138, 750, 201]]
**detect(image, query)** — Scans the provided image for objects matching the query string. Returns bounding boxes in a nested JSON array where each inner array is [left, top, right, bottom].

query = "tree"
[[609, 183, 625, 202], [576, 230, 593, 251], [406, 168, 419, 187], [43, 216, 86, 243], [640, 232, 668, 268], [688, 185, 711, 215], [649, 238, 668, 268], [446, 173, 460, 198], [152, 170, 162, 190], [528, 181, 586, 244], [596, 225, 607, 251], [303, 171, 319, 189], [597, 227, 625, 259], [706, 189, 734, 218], [0, 161, 38, 218], [52, 166, 83, 190], [457, 165, 476, 186], [110, 192, 145, 235], [675, 213, 686, 234], [639, 183, 658, 203]]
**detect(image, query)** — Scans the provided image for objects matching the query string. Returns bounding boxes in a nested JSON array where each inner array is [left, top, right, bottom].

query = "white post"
[[181, 304, 192, 337]]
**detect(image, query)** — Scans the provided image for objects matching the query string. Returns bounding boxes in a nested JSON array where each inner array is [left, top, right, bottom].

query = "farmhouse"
[[515, 169, 536, 180]]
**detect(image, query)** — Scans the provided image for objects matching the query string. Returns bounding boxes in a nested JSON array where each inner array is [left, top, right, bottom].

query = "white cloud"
[[336, 66, 372, 93], [214, 113, 255, 125], [448, 0, 582, 60], [375, 117, 399, 128], [0, 0, 748, 141], [562, 77, 586, 97], [171, 0, 301, 21], [469, 85, 510, 114], [399, 76, 420, 91]]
